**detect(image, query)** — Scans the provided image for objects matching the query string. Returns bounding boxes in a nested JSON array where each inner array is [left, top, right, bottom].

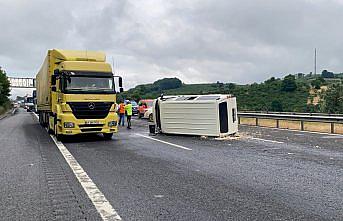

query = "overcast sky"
[[1, 0, 343, 97]]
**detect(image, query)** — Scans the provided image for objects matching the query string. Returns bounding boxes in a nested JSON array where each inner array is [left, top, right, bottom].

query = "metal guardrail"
[[238, 112, 343, 123], [239, 111, 343, 117], [238, 112, 343, 134]]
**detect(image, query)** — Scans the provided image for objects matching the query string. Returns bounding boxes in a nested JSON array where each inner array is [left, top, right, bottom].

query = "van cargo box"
[[153, 94, 238, 137]]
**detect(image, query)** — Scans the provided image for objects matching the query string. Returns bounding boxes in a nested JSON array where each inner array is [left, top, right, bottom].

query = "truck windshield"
[[63, 72, 115, 94]]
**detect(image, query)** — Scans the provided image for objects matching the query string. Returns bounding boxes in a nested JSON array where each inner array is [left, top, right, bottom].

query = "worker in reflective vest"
[[125, 101, 133, 129], [118, 101, 125, 126]]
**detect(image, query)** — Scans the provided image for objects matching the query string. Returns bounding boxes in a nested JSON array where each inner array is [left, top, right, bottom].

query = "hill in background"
[[119, 72, 343, 114]]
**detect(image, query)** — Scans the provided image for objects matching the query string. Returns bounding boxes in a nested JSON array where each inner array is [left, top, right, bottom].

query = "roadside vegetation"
[[0, 67, 11, 115], [121, 71, 343, 114]]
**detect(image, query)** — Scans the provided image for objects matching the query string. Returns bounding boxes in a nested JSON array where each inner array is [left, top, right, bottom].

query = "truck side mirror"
[[119, 87, 124, 93], [118, 77, 123, 87], [51, 75, 56, 85]]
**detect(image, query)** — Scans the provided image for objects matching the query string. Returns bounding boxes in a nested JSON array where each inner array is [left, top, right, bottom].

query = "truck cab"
[[24, 96, 34, 112], [36, 49, 123, 140]]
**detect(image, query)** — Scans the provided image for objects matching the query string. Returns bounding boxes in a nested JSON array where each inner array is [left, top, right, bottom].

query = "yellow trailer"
[[36, 49, 123, 140]]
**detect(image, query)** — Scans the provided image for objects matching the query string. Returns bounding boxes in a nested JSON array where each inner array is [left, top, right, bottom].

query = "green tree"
[[281, 74, 297, 92], [322, 84, 343, 113], [311, 79, 321, 89], [311, 77, 325, 89], [270, 100, 283, 111], [0, 67, 11, 106], [264, 77, 276, 84], [153, 78, 182, 91]]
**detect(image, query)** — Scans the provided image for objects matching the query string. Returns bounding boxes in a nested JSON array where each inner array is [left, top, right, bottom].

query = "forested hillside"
[[120, 74, 343, 113], [0, 67, 11, 114]]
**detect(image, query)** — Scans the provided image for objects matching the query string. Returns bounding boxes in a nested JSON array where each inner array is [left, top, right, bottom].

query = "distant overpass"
[[8, 77, 35, 88]]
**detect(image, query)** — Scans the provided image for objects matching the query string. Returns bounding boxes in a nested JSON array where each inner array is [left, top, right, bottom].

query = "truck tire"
[[149, 113, 153, 122], [48, 115, 54, 134], [55, 133, 62, 141], [39, 112, 43, 125], [48, 127, 54, 134], [54, 121, 62, 141], [103, 133, 113, 140]]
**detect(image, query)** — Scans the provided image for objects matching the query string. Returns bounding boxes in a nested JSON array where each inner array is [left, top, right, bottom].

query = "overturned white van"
[[153, 94, 238, 137]]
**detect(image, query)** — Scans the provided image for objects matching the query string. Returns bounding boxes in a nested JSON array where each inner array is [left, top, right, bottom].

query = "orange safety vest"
[[119, 103, 125, 114]]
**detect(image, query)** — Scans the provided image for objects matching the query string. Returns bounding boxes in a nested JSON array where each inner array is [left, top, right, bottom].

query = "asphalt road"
[[0, 109, 342, 220]]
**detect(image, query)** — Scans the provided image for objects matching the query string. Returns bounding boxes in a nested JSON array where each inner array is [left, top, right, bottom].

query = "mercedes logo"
[[88, 102, 95, 110]]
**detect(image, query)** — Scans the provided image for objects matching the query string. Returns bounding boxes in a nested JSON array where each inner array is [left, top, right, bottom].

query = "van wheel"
[[149, 114, 153, 122], [103, 133, 113, 140]]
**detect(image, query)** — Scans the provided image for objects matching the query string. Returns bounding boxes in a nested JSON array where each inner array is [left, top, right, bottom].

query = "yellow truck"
[[36, 49, 123, 140]]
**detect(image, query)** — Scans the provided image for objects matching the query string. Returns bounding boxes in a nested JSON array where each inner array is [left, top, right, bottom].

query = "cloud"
[[1, 0, 343, 93]]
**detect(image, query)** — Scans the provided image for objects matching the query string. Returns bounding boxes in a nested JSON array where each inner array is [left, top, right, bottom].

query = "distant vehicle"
[[32, 90, 38, 113], [132, 101, 138, 115], [138, 99, 154, 118], [124, 100, 138, 115], [24, 96, 35, 112], [143, 107, 153, 121], [13, 102, 19, 108]]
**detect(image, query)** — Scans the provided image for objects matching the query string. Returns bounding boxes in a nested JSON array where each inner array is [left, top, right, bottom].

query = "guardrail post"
[[238, 116, 241, 124], [276, 119, 279, 128], [255, 118, 259, 126], [300, 120, 304, 131], [331, 123, 334, 134]]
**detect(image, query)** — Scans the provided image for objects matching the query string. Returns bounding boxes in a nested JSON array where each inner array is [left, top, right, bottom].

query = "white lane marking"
[[136, 133, 192, 151], [250, 137, 284, 144], [32, 113, 122, 221], [240, 124, 343, 137]]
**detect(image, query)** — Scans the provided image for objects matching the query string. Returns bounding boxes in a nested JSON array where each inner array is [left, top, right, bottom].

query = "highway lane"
[[0, 109, 102, 220], [0, 109, 342, 220], [63, 116, 343, 220]]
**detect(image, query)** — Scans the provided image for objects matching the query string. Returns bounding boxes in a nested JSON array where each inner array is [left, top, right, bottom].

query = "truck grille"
[[67, 102, 113, 119], [80, 128, 102, 132]]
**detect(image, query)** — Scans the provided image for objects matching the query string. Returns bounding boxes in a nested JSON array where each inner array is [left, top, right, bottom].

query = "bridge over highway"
[[0, 108, 342, 220], [7, 77, 36, 88]]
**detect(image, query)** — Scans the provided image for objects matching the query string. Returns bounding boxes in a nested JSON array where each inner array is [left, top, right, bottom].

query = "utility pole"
[[314, 48, 317, 76], [112, 56, 115, 74]]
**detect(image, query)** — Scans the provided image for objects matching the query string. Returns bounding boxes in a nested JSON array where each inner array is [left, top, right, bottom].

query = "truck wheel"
[[103, 133, 113, 140], [149, 113, 153, 122], [54, 123, 62, 141], [39, 113, 43, 125], [56, 133, 62, 141], [48, 115, 54, 134], [48, 127, 54, 134]]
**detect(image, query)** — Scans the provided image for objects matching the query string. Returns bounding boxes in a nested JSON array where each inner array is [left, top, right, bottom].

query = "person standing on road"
[[118, 101, 125, 126], [125, 101, 133, 129]]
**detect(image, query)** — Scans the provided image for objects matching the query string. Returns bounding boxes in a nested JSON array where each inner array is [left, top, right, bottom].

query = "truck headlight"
[[108, 121, 117, 127], [64, 122, 75, 128]]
